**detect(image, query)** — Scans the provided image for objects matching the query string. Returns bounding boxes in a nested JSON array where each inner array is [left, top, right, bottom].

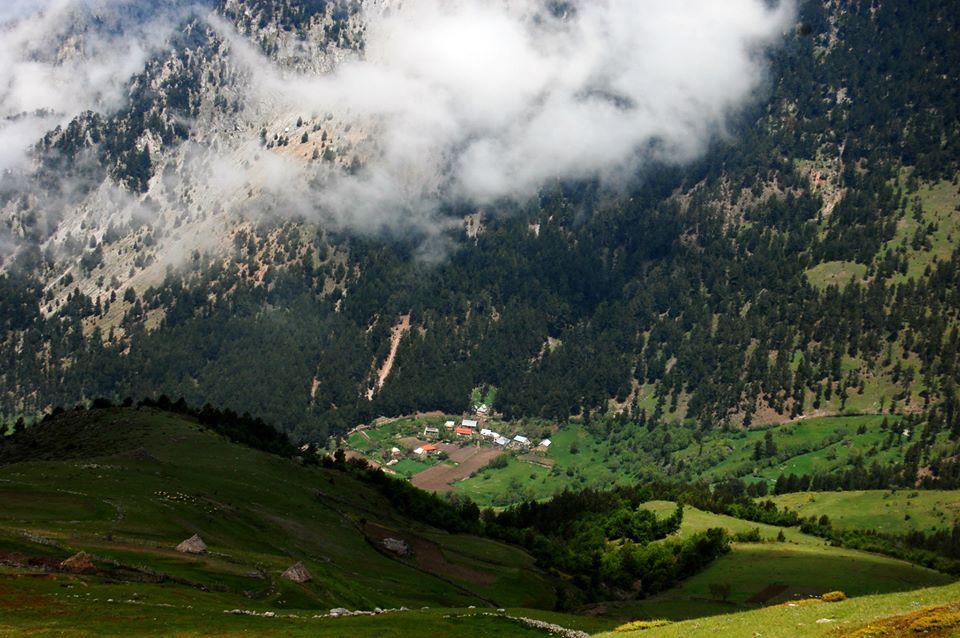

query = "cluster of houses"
[[420, 418, 551, 453]]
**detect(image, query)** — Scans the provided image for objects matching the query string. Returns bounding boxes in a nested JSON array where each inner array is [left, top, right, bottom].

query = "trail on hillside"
[[368, 314, 411, 399]]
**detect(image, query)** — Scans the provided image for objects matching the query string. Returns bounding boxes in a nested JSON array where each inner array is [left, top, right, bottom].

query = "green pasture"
[[769, 490, 960, 534]]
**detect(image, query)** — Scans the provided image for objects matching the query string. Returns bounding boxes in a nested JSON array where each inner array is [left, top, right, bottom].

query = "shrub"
[[907, 609, 960, 632], [734, 527, 762, 542], [822, 590, 847, 602]]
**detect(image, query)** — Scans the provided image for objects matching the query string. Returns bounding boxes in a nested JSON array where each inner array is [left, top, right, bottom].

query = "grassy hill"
[[768, 490, 960, 535], [598, 581, 960, 638], [596, 502, 954, 622], [0, 407, 617, 636], [1, 408, 955, 637]]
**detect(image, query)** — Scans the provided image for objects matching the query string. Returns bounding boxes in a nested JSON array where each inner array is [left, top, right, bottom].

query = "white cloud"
[[2, 0, 797, 260], [214, 0, 795, 232], [0, 0, 196, 173]]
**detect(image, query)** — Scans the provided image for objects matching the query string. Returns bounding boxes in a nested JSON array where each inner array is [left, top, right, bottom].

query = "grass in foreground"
[[596, 581, 960, 638]]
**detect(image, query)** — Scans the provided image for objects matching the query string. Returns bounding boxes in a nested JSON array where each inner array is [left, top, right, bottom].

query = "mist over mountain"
[[0, 0, 958, 463], [0, 0, 794, 262], [3, 4, 960, 636]]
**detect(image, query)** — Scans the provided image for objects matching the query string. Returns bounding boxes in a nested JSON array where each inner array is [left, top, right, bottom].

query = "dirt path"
[[364, 523, 495, 587], [367, 314, 411, 399], [411, 447, 503, 492]]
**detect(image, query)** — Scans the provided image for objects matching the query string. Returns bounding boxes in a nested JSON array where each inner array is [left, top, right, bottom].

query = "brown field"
[[363, 523, 495, 586], [411, 447, 503, 492]]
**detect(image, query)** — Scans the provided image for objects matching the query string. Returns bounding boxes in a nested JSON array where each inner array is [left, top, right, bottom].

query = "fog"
[[211, 0, 796, 233], [1, 0, 796, 260]]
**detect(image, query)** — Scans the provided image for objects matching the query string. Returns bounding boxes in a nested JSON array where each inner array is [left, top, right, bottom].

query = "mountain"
[[1, 0, 959, 475]]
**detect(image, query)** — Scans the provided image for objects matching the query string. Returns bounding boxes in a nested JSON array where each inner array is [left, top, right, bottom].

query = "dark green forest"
[[1, 0, 959, 486]]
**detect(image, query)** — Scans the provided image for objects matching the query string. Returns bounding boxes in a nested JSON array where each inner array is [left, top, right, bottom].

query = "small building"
[[455, 426, 474, 437], [413, 447, 425, 456], [512, 435, 530, 447], [423, 426, 440, 439], [422, 444, 438, 455], [461, 419, 478, 429], [480, 428, 494, 437], [444, 420, 456, 429], [538, 438, 552, 449], [476, 404, 489, 415], [389, 446, 402, 459], [494, 436, 510, 446]]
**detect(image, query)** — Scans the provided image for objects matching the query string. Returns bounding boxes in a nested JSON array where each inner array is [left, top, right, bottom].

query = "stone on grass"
[[176, 534, 208, 554], [282, 561, 312, 583], [60, 551, 94, 573]]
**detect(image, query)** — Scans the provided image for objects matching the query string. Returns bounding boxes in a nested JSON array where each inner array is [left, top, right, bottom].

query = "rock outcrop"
[[282, 561, 312, 583], [176, 534, 208, 554], [59, 551, 94, 573]]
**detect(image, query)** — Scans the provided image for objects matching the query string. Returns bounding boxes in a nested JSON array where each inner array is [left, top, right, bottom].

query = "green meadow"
[[605, 502, 953, 622], [0, 408, 566, 636], [599, 581, 960, 638], [769, 490, 960, 534]]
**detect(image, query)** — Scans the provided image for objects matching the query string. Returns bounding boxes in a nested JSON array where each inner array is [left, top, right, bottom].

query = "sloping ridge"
[[0, 406, 554, 613]]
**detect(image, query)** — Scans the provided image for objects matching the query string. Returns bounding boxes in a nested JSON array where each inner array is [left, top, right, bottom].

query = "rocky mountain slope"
[[0, 0, 958, 479]]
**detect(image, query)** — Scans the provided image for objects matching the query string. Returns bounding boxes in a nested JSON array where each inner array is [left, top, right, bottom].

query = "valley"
[[1, 405, 957, 637], [0, 0, 959, 636]]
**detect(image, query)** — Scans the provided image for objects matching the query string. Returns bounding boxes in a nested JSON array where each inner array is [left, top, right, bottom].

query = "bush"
[[734, 527, 762, 542], [822, 590, 847, 602], [908, 609, 960, 632], [488, 454, 509, 470]]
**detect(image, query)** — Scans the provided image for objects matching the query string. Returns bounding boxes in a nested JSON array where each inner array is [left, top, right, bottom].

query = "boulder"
[[282, 561, 312, 583], [176, 534, 208, 554], [381, 537, 410, 555], [59, 551, 94, 573]]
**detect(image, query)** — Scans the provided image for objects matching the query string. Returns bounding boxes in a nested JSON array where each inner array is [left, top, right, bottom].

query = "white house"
[[513, 435, 530, 447], [494, 436, 510, 446], [462, 419, 478, 429], [444, 420, 456, 429], [538, 438, 552, 449], [413, 447, 425, 456], [480, 428, 494, 437], [423, 426, 440, 439]]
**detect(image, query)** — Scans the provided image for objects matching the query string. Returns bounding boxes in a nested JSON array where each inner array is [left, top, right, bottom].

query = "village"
[[340, 402, 555, 493]]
